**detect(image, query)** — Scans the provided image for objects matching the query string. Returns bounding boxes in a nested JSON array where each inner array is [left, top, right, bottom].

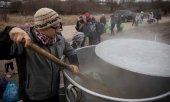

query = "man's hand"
[[69, 64, 79, 74], [9, 27, 31, 47]]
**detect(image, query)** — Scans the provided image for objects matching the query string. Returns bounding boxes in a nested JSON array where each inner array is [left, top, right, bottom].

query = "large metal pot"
[[63, 46, 170, 102]]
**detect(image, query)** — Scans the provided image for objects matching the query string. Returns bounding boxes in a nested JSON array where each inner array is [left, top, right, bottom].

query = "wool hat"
[[34, 8, 62, 30]]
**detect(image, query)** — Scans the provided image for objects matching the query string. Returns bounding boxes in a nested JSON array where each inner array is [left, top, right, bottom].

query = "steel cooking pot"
[[64, 46, 170, 102]]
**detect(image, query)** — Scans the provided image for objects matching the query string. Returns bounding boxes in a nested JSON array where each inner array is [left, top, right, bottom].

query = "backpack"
[[0, 77, 8, 99], [88, 22, 96, 33]]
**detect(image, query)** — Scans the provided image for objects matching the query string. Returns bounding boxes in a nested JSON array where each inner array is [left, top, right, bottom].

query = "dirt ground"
[[0, 16, 170, 101]]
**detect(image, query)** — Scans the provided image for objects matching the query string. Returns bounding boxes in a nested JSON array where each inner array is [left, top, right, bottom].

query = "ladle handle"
[[27, 42, 72, 71]]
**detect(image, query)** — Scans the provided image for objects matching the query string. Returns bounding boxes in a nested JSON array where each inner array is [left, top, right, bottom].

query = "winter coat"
[[0, 26, 79, 100]]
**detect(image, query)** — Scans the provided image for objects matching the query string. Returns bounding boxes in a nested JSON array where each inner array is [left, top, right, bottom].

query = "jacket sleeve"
[[63, 38, 79, 67], [0, 26, 24, 60]]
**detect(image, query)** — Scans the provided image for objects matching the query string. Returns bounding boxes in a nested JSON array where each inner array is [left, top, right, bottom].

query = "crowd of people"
[[73, 12, 127, 49], [72, 10, 162, 49], [74, 11, 105, 48], [132, 11, 162, 26], [73, 11, 125, 49]]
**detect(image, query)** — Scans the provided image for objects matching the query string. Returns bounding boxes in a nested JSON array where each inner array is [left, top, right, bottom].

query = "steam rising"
[[101, 22, 170, 44]]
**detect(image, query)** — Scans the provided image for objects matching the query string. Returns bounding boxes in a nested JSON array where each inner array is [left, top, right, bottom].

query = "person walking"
[[140, 11, 144, 24], [110, 14, 116, 35], [116, 14, 124, 32], [0, 8, 79, 102]]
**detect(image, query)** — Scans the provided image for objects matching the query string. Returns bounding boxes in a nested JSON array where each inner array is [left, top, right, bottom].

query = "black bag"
[[0, 77, 8, 98], [96, 22, 104, 35]]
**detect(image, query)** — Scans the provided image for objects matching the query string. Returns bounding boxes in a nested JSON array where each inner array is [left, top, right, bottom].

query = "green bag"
[[117, 23, 124, 30], [104, 23, 111, 32], [119, 23, 124, 30]]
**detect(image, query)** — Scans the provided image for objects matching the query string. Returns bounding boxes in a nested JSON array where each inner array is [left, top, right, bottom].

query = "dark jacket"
[[0, 26, 79, 100], [100, 16, 106, 25], [75, 19, 84, 32]]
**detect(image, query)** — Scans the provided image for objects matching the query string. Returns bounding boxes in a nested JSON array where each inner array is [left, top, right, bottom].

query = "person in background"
[[140, 11, 144, 24], [110, 14, 116, 35], [83, 11, 91, 22], [81, 11, 92, 47], [75, 15, 86, 47], [100, 14, 107, 26], [89, 17, 98, 45], [153, 10, 162, 24], [4, 58, 17, 78], [116, 14, 124, 32], [132, 13, 137, 26], [0, 8, 79, 102], [148, 12, 157, 23], [96, 21, 104, 43], [132, 13, 140, 26], [75, 16, 85, 32]]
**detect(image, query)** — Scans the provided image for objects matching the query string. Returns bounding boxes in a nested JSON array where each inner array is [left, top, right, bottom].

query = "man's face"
[[51, 24, 61, 32], [40, 25, 61, 39]]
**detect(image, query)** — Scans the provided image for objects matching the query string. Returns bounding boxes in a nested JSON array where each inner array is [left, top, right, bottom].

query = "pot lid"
[[95, 39, 170, 77]]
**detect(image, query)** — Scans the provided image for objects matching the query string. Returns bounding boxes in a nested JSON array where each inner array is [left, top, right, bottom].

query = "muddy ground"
[[0, 16, 169, 101]]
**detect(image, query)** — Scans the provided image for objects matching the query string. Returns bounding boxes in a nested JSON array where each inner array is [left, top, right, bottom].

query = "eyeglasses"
[[51, 25, 60, 30]]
